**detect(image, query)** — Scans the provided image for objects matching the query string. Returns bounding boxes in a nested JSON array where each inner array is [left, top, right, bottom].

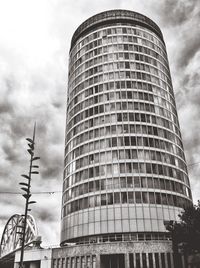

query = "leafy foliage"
[[172, 201, 200, 253]]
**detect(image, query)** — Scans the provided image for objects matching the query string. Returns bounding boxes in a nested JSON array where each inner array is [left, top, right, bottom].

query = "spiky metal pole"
[[19, 124, 40, 268]]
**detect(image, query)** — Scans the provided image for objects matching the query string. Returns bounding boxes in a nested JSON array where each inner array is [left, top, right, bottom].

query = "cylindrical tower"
[[61, 9, 192, 254]]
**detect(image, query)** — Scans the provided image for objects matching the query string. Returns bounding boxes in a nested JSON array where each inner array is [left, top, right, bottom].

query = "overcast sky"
[[0, 0, 199, 247]]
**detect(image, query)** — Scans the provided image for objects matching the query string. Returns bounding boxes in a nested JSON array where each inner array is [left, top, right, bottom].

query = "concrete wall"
[[52, 241, 174, 268], [14, 248, 52, 268], [53, 241, 172, 257]]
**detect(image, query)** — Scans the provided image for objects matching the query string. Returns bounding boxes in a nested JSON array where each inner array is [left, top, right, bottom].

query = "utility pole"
[[19, 124, 40, 268]]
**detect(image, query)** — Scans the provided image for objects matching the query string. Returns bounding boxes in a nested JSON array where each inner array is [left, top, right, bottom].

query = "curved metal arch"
[[0, 214, 38, 257]]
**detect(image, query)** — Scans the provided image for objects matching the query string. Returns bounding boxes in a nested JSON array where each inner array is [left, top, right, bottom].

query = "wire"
[[0, 161, 199, 196], [0, 191, 61, 195], [0, 176, 192, 197], [188, 162, 200, 167]]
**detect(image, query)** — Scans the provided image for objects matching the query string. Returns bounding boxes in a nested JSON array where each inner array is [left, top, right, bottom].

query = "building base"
[[13, 240, 175, 268], [53, 240, 174, 268]]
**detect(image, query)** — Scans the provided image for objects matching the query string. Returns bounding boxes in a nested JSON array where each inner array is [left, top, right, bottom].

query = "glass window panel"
[[136, 253, 141, 268], [142, 253, 147, 268], [129, 254, 134, 268], [101, 194, 107, 205], [149, 192, 155, 204], [161, 253, 166, 268], [135, 192, 142, 203], [134, 177, 140, 187], [101, 179, 106, 190], [114, 192, 120, 203], [142, 192, 148, 203], [149, 253, 153, 268], [155, 193, 161, 204], [141, 177, 147, 188], [155, 253, 160, 268], [128, 192, 134, 203], [89, 196, 95, 207], [122, 192, 128, 203], [95, 195, 101, 206], [107, 193, 113, 205], [127, 177, 133, 187]]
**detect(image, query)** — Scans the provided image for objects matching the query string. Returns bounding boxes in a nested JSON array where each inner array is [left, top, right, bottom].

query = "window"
[[114, 192, 120, 203], [161, 253, 166, 268], [129, 254, 134, 268], [134, 177, 140, 187], [135, 192, 142, 203], [89, 181, 94, 192], [155, 253, 160, 268], [122, 192, 127, 203], [89, 196, 95, 207], [89, 168, 94, 178], [107, 193, 113, 205], [136, 253, 141, 268], [155, 193, 161, 204], [128, 192, 134, 203], [142, 192, 148, 203], [101, 194, 107, 206], [149, 253, 153, 268], [149, 192, 155, 204], [142, 253, 147, 268]]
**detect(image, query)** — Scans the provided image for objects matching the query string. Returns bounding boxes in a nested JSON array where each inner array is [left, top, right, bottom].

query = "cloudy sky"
[[0, 0, 199, 247]]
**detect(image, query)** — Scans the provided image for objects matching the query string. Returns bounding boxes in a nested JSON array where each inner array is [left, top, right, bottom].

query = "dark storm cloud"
[[186, 74, 200, 105], [150, 0, 200, 72], [0, 50, 65, 244], [0, 102, 13, 114], [4, 77, 15, 94], [155, 0, 200, 160], [0, 77, 15, 114], [41, 162, 62, 179], [52, 101, 63, 109], [10, 117, 32, 137], [177, 24, 200, 69], [2, 144, 18, 162], [176, 47, 200, 202], [36, 209, 55, 222], [156, 0, 197, 26]]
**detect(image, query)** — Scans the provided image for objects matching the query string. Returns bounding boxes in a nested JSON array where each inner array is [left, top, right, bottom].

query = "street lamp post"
[[19, 124, 40, 268]]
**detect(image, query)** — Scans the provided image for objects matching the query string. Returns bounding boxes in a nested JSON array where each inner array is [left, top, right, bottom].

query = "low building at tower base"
[[14, 240, 174, 268], [53, 241, 173, 268]]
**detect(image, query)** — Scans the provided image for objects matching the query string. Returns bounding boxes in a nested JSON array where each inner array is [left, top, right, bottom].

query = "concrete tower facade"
[[61, 10, 192, 267]]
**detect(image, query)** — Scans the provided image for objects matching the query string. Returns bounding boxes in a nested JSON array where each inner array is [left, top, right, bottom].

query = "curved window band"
[[63, 191, 192, 216]]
